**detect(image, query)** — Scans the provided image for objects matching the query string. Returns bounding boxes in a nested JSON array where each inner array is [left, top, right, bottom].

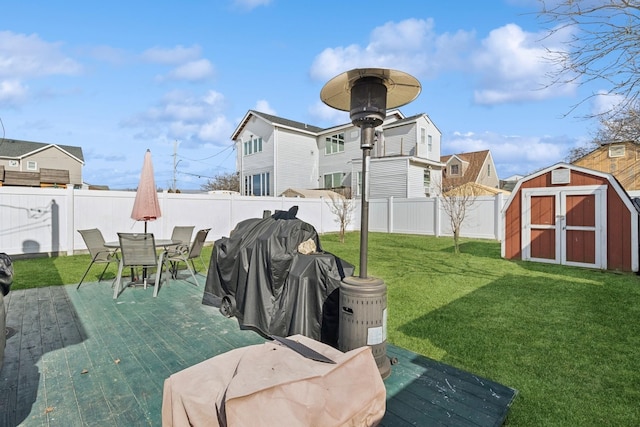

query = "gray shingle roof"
[[0, 138, 84, 162], [249, 110, 324, 133]]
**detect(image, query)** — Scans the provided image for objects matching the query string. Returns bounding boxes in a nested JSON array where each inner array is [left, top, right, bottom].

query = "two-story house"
[[231, 109, 443, 198], [0, 139, 84, 188], [572, 141, 640, 193], [440, 150, 499, 193]]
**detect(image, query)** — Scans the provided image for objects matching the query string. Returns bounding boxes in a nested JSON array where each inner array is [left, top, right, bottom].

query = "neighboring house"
[[279, 188, 344, 198], [440, 150, 499, 192], [444, 182, 510, 197], [232, 109, 443, 198], [572, 141, 640, 192], [0, 139, 84, 188], [500, 174, 524, 192]]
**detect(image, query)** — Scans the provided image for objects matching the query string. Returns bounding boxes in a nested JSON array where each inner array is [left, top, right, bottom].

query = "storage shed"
[[502, 163, 639, 272]]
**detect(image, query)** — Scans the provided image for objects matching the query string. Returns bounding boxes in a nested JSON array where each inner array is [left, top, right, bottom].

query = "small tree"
[[201, 172, 239, 192], [325, 192, 356, 243], [435, 180, 478, 254]]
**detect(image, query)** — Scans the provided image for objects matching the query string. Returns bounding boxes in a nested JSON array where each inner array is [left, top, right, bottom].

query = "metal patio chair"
[[166, 228, 211, 285], [77, 228, 120, 289], [171, 225, 194, 246], [113, 233, 167, 298]]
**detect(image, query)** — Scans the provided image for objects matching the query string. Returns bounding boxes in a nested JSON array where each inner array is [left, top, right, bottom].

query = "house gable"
[[441, 150, 498, 190], [0, 139, 84, 187], [572, 141, 640, 191]]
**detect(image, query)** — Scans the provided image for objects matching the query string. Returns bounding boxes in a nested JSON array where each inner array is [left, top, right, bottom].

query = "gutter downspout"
[[238, 137, 243, 194], [273, 128, 278, 196]]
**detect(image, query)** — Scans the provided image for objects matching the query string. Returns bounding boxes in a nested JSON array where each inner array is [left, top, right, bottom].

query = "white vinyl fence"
[[0, 187, 507, 257]]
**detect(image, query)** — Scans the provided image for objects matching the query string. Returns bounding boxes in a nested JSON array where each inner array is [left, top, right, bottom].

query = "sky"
[[0, 0, 611, 190]]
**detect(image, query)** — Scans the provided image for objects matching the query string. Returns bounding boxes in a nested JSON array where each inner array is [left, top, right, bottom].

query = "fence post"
[[66, 187, 75, 256], [434, 196, 441, 237], [388, 196, 394, 233], [494, 193, 502, 241]]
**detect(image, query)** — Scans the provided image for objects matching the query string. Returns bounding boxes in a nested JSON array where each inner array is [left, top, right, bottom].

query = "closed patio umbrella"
[[131, 149, 162, 233]]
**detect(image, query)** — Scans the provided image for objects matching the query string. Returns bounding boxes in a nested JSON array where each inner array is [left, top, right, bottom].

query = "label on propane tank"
[[367, 326, 383, 345], [366, 308, 388, 345]]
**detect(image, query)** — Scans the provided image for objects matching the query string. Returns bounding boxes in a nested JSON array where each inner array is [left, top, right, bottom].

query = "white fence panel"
[[368, 199, 389, 232], [392, 198, 437, 235], [0, 187, 72, 255], [438, 195, 506, 240], [0, 187, 506, 257]]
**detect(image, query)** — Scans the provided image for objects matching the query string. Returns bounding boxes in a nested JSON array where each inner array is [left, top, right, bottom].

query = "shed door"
[[522, 186, 606, 269], [529, 195, 558, 262], [562, 193, 597, 267]]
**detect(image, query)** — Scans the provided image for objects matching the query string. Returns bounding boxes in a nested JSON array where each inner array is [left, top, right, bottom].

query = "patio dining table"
[[105, 238, 182, 292], [104, 239, 181, 250]]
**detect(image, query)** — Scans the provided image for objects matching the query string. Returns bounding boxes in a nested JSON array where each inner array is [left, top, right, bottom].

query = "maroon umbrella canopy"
[[131, 149, 161, 231]]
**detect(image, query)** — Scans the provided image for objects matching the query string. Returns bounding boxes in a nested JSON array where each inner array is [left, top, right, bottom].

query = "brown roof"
[[441, 150, 490, 189]]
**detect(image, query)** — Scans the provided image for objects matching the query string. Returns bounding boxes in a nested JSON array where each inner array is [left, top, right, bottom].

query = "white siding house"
[[231, 109, 443, 197]]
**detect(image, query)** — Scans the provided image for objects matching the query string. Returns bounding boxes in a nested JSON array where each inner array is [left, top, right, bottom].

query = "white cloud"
[[310, 19, 578, 107], [165, 59, 215, 82], [444, 130, 579, 177], [122, 89, 232, 146], [141, 45, 202, 65], [590, 91, 625, 116], [308, 100, 349, 124], [232, 0, 271, 11], [0, 31, 82, 78], [254, 100, 276, 115], [471, 24, 576, 104], [0, 31, 82, 105], [0, 79, 28, 105], [309, 18, 475, 82]]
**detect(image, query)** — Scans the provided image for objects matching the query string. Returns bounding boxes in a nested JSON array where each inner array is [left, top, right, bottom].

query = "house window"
[[324, 172, 344, 188], [428, 135, 432, 153], [423, 169, 431, 195], [450, 164, 460, 175], [243, 136, 263, 156], [488, 164, 491, 176], [27, 161, 37, 171], [609, 145, 625, 158], [244, 172, 270, 196], [324, 133, 345, 155], [420, 128, 426, 145], [8, 160, 18, 167]]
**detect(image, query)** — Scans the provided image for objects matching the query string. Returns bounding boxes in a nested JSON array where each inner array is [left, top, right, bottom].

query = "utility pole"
[[172, 140, 178, 191]]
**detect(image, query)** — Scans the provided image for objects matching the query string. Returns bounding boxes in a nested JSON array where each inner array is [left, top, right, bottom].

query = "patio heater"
[[321, 68, 420, 378]]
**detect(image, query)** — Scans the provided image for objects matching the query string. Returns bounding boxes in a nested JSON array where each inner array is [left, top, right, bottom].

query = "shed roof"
[[503, 162, 638, 214]]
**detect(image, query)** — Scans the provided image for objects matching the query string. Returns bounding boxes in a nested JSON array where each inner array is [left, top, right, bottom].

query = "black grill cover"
[[202, 210, 353, 346]]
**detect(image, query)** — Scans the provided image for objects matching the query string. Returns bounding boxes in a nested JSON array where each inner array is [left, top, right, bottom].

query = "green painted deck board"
[[1, 279, 515, 426]]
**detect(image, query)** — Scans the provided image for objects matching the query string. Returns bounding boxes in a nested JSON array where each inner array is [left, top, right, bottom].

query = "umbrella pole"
[[143, 220, 148, 281]]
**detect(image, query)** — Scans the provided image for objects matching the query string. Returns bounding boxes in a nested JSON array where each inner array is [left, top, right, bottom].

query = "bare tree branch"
[[200, 172, 239, 192], [538, 0, 640, 119]]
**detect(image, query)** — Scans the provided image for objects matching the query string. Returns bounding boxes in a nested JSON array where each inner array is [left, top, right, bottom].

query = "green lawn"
[[10, 233, 640, 426]]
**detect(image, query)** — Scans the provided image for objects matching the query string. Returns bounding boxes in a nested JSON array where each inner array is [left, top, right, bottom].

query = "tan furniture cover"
[[162, 335, 386, 426]]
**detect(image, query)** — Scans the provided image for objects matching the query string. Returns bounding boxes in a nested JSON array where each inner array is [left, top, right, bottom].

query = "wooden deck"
[[0, 277, 516, 426]]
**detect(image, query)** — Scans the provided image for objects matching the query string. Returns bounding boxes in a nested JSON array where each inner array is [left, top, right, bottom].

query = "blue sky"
[[0, 0, 608, 190]]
